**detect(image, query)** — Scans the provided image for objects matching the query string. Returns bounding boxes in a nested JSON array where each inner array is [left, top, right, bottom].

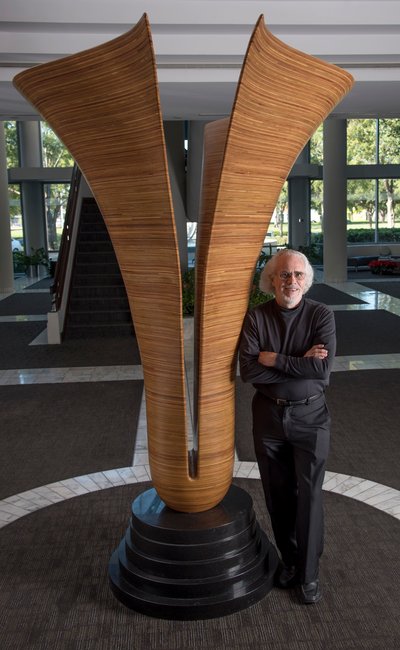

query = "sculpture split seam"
[[13, 13, 354, 512]]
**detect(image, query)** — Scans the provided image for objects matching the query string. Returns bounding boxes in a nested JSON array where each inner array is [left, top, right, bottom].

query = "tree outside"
[[4, 122, 23, 249], [5, 121, 74, 252], [267, 181, 289, 245], [41, 123, 74, 251]]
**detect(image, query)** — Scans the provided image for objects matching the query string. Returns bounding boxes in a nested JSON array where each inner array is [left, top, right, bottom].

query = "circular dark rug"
[[0, 478, 399, 650]]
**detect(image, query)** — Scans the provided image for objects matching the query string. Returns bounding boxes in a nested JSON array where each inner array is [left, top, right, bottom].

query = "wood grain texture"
[[13, 14, 353, 513], [193, 15, 354, 489], [13, 15, 192, 511]]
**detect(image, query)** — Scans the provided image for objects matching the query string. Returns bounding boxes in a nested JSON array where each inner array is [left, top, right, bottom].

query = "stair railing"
[[51, 164, 82, 311]]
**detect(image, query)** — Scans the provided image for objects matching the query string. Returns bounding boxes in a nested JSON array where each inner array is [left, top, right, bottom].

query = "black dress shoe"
[[299, 580, 322, 604], [275, 564, 299, 589]]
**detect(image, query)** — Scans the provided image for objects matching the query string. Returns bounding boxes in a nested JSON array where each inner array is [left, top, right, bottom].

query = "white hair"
[[259, 249, 314, 295]]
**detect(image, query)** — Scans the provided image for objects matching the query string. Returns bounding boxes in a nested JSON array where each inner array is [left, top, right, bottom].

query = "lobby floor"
[[1, 275, 399, 528], [0, 270, 400, 650]]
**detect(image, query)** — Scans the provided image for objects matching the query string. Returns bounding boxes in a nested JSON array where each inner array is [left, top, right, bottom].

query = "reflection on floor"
[[1, 275, 400, 528]]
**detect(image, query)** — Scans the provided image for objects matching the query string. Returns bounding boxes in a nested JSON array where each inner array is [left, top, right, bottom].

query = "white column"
[[186, 121, 207, 222], [164, 121, 188, 271], [0, 123, 14, 293], [18, 120, 47, 254], [323, 118, 348, 283]]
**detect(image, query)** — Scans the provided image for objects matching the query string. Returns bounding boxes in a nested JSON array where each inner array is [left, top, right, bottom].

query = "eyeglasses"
[[278, 271, 305, 281]]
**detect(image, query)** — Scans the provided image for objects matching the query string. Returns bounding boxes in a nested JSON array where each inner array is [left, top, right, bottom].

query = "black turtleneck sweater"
[[239, 297, 336, 401]]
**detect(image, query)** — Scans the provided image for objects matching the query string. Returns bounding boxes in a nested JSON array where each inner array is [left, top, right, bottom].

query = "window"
[[378, 178, 400, 238], [43, 183, 70, 251], [379, 119, 400, 164], [4, 121, 19, 167], [310, 180, 323, 226], [310, 124, 323, 165], [347, 179, 376, 240], [345, 119, 400, 242], [347, 119, 376, 164], [9, 183, 23, 251], [269, 182, 288, 246]]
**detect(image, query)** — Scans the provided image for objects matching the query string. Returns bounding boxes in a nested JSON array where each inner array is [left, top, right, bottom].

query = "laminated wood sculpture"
[[14, 14, 353, 513]]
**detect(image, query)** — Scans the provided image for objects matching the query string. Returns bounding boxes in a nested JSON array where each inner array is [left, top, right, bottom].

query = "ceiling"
[[1, 0, 400, 121]]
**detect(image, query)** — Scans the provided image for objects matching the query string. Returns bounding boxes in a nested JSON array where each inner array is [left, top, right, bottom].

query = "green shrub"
[[311, 228, 400, 246], [182, 268, 195, 316], [182, 252, 273, 317], [297, 243, 323, 263]]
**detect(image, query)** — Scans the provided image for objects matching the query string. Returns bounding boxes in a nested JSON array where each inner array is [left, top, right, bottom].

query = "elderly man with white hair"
[[239, 248, 336, 604]]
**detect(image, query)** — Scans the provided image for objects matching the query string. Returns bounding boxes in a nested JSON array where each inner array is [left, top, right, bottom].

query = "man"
[[239, 249, 336, 604]]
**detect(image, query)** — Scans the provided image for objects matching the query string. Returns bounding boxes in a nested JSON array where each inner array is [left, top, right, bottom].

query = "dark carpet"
[[0, 380, 143, 499], [327, 370, 400, 490], [235, 380, 256, 461], [235, 370, 400, 491], [307, 284, 365, 305], [334, 310, 400, 355], [0, 479, 399, 649], [0, 322, 141, 369], [357, 280, 400, 300], [0, 292, 52, 315]]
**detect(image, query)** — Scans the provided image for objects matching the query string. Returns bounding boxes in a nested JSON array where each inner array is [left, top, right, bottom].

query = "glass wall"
[[310, 179, 323, 233], [347, 118, 400, 243], [378, 119, 400, 164], [4, 121, 74, 257], [9, 184, 23, 252], [347, 179, 376, 238], [347, 119, 376, 165], [378, 178, 400, 238], [5, 117, 400, 266], [43, 183, 70, 251], [266, 182, 288, 248], [310, 124, 323, 165], [5, 121, 19, 167]]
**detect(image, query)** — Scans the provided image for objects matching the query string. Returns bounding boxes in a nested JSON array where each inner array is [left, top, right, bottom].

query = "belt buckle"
[[276, 398, 287, 406]]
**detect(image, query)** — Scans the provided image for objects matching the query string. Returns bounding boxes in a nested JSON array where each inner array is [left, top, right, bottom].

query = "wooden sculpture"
[[13, 15, 353, 513]]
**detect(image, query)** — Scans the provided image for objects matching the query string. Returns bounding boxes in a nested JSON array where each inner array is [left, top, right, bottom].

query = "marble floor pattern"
[[1, 276, 400, 528]]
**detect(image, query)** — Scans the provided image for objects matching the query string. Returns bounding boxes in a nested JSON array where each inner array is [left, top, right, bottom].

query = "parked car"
[[11, 239, 23, 252]]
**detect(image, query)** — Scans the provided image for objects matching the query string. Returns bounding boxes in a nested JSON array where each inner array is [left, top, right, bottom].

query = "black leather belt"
[[267, 393, 322, 407]]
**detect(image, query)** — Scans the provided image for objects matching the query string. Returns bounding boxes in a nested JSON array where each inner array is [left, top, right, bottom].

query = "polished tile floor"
[[1, 274, 400, 528]]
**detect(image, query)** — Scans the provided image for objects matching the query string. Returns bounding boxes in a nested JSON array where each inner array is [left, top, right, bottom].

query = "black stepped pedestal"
[[109, 484, 279, 620]]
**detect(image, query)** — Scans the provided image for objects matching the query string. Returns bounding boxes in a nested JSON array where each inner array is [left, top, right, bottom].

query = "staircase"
[[64, 198, 134, 338]]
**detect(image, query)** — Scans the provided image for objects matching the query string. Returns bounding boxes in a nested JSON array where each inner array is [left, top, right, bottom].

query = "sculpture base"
[[109, 484, 279, 620]]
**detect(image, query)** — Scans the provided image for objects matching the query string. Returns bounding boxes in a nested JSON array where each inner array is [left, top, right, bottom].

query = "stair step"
[[72, 285, 128, 298], [73, 274, 125, 287], [74, 262, 120, 275], [64, 323, 134, 338], [77, 241, 114, 253], [67, 309, 132, 325], [79, 224, 109, 235], [63, 197, 134, 340], [75, 251, 117, 264], [79, 231, 110, 242], [80, 206, 106, 217], [69, 297, 130, 311]]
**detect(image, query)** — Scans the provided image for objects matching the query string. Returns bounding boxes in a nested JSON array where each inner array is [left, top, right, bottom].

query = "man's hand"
[[258, 351, 278, 367], [304, 344, 328, 359]]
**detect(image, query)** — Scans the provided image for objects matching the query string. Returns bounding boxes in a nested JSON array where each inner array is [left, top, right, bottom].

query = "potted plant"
[[14, 248, 49, 278], [12, 249, 29, 274]]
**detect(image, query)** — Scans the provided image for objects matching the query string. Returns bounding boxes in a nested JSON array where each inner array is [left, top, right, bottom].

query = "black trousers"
[[252, 391, 330, 584]]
